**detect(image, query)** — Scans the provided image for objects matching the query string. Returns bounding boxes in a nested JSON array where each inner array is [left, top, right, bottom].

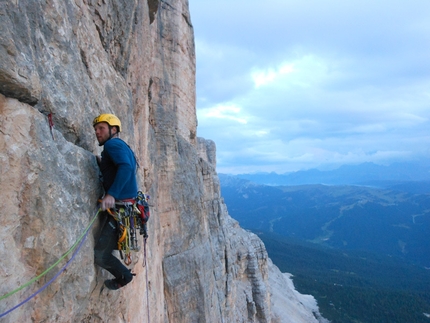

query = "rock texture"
[[0, 1, 327, 322]]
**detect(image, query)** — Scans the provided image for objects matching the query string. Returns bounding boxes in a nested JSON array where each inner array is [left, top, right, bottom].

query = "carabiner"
[[124, 253, 132, 266]]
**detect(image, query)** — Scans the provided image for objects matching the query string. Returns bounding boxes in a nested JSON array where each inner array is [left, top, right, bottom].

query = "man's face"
[[94, 122, 114, 145]]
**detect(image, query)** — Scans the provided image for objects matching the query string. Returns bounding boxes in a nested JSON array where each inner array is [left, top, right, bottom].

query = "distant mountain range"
[[219, 172, 430, 267], [227, 161, 430, 187]]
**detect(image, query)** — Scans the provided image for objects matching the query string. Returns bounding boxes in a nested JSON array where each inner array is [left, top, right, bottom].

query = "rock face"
[[0, 1, 326, 322]]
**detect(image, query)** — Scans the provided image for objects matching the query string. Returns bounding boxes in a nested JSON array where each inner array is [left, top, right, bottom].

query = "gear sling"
[[105, 191, 150, 265]]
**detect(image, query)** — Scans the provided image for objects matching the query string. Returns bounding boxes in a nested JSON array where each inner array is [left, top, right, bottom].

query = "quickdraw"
[[105, 192, 150, 265], [47, 112, 55, 140], [41, 111, 55, 140]]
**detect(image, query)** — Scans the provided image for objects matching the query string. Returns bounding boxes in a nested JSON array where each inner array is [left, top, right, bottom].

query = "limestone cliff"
[[0, 1, 327, 322]]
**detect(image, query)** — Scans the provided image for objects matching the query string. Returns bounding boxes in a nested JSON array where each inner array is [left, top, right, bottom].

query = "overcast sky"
[[189, 0, 430, 174]]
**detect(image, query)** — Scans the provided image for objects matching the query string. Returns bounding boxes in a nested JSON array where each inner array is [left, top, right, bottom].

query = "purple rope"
[[144, 237, 150, 323], [0, 228, 90, 318]]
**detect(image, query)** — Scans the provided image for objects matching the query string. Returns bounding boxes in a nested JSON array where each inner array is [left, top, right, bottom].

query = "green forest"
[[258, 232, 430, 323]]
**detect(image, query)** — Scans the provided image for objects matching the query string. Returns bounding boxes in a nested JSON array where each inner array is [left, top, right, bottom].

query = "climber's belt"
[[115, 198, 136, 206]]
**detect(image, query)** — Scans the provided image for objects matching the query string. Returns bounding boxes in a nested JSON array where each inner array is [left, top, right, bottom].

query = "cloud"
[[198, 103, 248, 124], [190, 0, 430, 173], [251, 63, 295, 88]]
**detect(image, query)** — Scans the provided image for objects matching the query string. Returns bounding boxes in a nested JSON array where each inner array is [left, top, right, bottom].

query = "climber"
[[93, 113, 138, 290]]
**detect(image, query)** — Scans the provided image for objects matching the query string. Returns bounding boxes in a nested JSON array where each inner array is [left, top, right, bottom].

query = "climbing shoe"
[[104, 271, 134, 290], [104, 279, 123, 290]]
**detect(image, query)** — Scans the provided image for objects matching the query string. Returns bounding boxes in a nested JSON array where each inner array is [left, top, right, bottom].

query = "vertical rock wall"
[[0, 1, 326, 322]]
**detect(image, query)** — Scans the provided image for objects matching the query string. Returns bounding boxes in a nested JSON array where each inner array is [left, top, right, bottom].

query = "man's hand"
[[100, 194, 115, 211]]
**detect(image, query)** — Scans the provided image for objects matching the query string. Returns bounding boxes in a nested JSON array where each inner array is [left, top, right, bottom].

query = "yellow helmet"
[[93, 114, 121, 132]]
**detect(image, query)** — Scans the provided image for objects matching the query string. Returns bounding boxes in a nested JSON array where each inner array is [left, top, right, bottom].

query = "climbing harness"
[[105, 191, 150, 266], [0, 209, 101, 318]]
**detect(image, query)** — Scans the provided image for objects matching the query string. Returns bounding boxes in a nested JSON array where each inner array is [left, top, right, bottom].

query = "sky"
[[189, 0, 430, 174]]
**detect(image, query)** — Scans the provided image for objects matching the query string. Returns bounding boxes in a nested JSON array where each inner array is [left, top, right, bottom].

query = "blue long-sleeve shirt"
[[99, 138, 138, 200]]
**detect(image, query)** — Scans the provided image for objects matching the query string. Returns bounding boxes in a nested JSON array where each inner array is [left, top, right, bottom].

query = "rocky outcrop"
[[0, 1, 326, 322]]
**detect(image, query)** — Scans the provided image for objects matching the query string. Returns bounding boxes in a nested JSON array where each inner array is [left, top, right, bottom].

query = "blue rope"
[[0, 213, 96, 318]]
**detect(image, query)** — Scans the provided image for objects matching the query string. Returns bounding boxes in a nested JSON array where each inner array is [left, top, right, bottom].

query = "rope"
[[0, 209, 101, 318], [143, 236, 150, 323]]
